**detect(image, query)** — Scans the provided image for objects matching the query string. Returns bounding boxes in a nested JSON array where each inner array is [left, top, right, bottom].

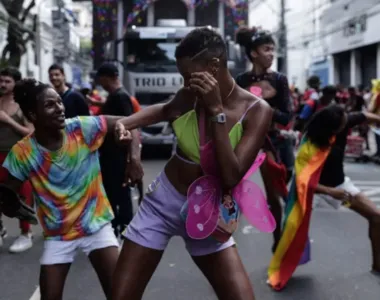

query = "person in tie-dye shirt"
[[0, 78, 141, 300]]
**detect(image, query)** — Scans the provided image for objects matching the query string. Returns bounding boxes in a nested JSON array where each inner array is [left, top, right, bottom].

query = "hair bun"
[[235, 26, 258, 47]]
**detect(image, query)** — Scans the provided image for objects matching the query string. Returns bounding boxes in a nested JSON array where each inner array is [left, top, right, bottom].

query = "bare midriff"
[[164, 154, 203, 196]]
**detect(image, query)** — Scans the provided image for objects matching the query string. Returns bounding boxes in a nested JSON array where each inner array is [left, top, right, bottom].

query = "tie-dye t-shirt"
[[3, 116, 114, 241]]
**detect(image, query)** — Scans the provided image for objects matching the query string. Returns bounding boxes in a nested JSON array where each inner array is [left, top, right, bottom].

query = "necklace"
[[195, 80, 236, 108], [251, 72, 271, 82]]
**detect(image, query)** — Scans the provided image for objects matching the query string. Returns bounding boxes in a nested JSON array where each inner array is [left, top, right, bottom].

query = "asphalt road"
[[1, 156, 380, 300]]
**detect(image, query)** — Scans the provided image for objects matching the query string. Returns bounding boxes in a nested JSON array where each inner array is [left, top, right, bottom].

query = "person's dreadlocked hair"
[[235, 26, 275, 62], [13, 78, 51, 121], [305, 104, 345, 149], [175, 27, 227, 66]]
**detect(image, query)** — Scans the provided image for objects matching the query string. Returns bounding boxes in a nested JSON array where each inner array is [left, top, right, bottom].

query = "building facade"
[[249, 0, 380, 90], [321, 0, 380, 89], [248, 0, 334, 90]]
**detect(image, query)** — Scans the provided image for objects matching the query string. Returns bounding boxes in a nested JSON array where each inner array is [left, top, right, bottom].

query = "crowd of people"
[[0, 25, 379, 300], [291, 75, 380, 158]]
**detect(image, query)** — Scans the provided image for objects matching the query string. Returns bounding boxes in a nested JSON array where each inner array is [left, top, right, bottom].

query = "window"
[[125, 39, 179, 66]]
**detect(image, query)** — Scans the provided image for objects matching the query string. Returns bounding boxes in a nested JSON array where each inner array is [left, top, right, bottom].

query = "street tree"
[[0, 0, 36, 68]]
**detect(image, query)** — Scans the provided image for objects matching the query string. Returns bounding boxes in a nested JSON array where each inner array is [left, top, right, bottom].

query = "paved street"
[[1, 156, 380, 300]]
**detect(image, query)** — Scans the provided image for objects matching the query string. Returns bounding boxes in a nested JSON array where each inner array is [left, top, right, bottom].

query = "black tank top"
[[236, 71, 293, 130]]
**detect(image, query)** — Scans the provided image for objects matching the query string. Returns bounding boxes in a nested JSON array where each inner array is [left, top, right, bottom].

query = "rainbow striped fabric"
[[267, 137, 333, 291], [3, 116, 114, 241]]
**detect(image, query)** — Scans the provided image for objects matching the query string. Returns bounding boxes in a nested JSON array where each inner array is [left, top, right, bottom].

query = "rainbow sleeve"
[[267, 138, 332, 291], [77, 116, 108, 152], [3, 141, 31, 181]]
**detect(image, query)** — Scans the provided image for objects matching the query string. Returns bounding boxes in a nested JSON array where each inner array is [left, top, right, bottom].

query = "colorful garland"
[[92, 0, 118, 58], [225, 0, 248, 31]]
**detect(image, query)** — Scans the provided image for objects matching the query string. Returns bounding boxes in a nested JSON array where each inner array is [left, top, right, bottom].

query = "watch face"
[[211, 113, 226, 123], [219, 114, 226, 122]]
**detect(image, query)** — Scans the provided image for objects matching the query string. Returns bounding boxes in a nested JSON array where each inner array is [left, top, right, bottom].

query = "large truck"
[[104, 19, 246, 147]]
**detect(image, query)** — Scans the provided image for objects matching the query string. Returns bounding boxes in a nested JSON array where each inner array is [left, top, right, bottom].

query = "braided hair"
[[13, 78, 50, 121], [175, 27, 227, 66]]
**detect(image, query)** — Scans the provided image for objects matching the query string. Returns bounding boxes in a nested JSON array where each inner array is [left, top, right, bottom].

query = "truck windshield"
[[125, 39, 179, 66]]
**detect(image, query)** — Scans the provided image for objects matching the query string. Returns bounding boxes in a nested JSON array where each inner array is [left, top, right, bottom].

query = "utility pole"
[[117, 0, 124, 83], [278, 0, 287, 75]]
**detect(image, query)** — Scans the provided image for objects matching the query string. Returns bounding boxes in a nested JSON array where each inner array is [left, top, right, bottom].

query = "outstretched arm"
[[315, 184, 352, 205], [117, 88, 193, 130], [103, 116, 141, 158], [364, 112, 380, 125]]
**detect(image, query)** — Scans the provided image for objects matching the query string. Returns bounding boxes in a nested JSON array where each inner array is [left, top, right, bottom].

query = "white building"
[[322, 0, 380, 89], [248, 0, 333, 90], [249, 0, 380, 90], [33, 0, 55, 83], [69, 1, 93, 85]]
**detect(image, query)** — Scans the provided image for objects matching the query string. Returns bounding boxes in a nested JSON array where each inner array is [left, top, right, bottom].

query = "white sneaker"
[[9, 233, 33, 253]]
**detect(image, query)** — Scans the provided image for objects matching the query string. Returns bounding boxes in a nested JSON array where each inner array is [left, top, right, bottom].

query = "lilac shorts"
[[122, 171, 235, 256]]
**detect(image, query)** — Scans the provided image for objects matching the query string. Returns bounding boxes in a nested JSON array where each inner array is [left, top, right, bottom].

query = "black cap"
[[96, 62, 119, 78]]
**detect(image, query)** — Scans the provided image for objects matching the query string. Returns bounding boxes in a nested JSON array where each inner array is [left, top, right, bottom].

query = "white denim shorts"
[[318, 177, 361, 210], [40, 223, 119, 265]]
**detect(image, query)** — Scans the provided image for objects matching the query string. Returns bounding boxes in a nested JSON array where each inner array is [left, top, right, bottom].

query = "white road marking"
[[352, 180, 380, 185], [29, 286, 40, 300], [370, 197, 380, 202], [362, 188, 380, 197]]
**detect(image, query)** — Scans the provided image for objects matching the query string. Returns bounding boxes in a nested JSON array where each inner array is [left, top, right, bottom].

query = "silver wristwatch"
[[209, 113, 227, 124]]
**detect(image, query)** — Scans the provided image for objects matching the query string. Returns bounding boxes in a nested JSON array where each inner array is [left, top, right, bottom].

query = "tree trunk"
[[0, 0, 35, 68]]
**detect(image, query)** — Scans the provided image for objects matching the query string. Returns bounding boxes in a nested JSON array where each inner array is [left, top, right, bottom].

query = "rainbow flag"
[[267, 137, 333, 291]]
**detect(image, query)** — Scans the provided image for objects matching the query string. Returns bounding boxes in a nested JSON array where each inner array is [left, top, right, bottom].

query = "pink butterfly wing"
[[186, 176, 220, 239], [233, 180, 276, 233], [242, 153, 266, 181]]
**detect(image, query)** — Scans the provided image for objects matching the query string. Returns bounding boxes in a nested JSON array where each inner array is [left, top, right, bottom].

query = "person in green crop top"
[[111, 28, 274, 300]]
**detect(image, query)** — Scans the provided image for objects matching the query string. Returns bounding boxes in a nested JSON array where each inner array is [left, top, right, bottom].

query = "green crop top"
[[172, 100, 259, 164]]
